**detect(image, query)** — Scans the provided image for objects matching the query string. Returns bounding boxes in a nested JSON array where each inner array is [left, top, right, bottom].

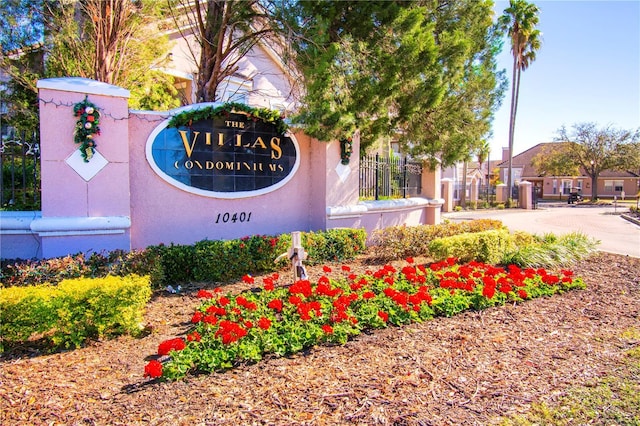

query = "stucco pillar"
[[420, 162, 443, 224], [441, 178, 454, 213], [496, 183, 508, 204], [470, 180, 478, 204], [34, 77, 131, 258], [518, 181, 532, 210]]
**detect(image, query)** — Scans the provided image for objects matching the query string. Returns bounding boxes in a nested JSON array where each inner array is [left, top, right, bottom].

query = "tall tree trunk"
[[506, 53, 519, 202], [196, 0, 228, 102], [461, 161, 468, 208]]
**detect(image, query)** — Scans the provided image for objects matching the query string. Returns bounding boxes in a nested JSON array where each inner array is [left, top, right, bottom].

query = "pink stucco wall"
[[1, 77, 443, 259], [127, 112, 343, 248]]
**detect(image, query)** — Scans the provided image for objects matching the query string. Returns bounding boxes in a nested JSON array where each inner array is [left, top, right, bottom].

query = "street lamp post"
[[590, 160, 597, 202]]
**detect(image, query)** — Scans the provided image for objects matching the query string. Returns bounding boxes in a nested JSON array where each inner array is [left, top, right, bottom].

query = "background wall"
[[1, 78, 442, 260]]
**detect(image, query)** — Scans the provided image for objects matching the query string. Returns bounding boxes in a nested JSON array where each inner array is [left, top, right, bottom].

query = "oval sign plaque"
[[145, 104, 300, 198]]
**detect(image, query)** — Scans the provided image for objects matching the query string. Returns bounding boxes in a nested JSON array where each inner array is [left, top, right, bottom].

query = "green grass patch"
[[499, 327, 640, 426]]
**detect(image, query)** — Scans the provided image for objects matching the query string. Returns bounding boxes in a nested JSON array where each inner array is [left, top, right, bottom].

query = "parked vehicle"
[[567, 190, 583, 204]]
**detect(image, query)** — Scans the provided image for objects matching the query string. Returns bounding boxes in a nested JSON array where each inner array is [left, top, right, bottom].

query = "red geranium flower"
[[203, 315, 218, 325], [378, 311, 389, 322], [483, 284, 496, 299], [322, 324, 333, 334], [242, 274, 254, 284], [263, 277, 275, 291], [187, 331, 201, 342], [267, 299, 283, 312], [258, 317, 271, 330], [144, 360, 163, 378], [197, 289, 214, 299], [191, 311, 204, 323], [158, 338, 186, 356], [518, 289, 528, 299], [323, 265, 332, 273]]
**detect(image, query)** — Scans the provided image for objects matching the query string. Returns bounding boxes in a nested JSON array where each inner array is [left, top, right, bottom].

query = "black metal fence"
[[359, 154, 422, 200], [2, 136, 425, 210], [1, 129, 41, 210]]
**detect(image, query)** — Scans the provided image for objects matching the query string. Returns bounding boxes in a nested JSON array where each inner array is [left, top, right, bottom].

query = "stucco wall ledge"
[[326, 204, 368, 219], [30, 216, 131, 237], [0, 211, 42, 234], [327, 197, 444, 220], [361, 197, 444, 213]]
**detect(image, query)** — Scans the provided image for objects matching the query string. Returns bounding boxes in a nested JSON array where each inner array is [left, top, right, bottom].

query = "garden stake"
[[275, 231, 308, 283]]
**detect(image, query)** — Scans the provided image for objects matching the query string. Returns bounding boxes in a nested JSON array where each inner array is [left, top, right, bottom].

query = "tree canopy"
[[166, 0, 288, 103], [286, 0, 506, 168], [1, 0, 179, 129], [554, 123, 640, 200], [530, 143, 580, 178]]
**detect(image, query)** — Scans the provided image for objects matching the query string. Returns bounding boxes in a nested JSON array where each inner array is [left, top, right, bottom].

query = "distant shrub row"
[[370, 219, 598, 268], [368, 219, 505, 260], [1, 229, 367, 289]]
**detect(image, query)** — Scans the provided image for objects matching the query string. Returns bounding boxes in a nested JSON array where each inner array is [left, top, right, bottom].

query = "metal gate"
[[359, 154, 422, 200], [1, 129, 41, 210]]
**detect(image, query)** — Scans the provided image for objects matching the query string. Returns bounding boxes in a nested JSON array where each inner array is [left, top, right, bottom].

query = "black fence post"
[[374, 153, 379, 200]]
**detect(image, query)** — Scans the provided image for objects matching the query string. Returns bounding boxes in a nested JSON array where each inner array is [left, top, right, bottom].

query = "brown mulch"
[[1, 252, 639, 426]]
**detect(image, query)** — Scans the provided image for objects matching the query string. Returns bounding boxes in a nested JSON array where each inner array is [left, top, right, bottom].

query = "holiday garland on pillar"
[[73, 96, 101, 162], [340, 137, 353, 165]]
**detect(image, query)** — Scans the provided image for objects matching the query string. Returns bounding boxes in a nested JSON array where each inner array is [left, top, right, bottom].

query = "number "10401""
[[215, 212, 252, 224]]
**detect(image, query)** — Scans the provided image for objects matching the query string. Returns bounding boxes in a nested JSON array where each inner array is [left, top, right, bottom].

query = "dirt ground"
[[1, 252, 639, 426]]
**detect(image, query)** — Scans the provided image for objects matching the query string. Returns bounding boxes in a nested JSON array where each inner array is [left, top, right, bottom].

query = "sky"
[[488, 0, 640, 161]]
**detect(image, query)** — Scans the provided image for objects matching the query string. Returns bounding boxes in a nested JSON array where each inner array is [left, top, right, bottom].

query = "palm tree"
[[499, 0, 542, 201], [476, 140, 491, 202]]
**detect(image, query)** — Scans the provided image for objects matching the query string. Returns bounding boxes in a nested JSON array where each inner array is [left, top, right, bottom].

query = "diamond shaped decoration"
[[335, 162, 351, 183], [65, 148, 108, 181]]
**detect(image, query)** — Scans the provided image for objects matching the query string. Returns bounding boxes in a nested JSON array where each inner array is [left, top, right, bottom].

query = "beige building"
[[498, 143, 640, 200], [159, 20, 299, 114]]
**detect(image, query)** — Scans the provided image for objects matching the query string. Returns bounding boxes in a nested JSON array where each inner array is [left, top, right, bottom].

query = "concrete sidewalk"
[[442, 203, 640, 258]]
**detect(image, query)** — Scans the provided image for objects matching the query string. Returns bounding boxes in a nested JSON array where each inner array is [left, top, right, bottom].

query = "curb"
[[621, 214, 640, 227]]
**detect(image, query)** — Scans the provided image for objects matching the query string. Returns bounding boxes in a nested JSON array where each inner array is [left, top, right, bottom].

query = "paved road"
[[442, 203, 640, 258]]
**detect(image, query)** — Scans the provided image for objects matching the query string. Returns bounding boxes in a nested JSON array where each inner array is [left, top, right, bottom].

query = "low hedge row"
[[368, 219, 505, 260], [0, 274, 151, 351], [1, 228, 368, 289], [428, 229, 514, 265]]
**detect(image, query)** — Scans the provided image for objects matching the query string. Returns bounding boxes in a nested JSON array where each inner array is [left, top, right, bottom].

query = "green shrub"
[[189, 235, 290, 283], [0, 275, 151, 351], [303, 228, 367, 264], [428, 229, 513, 264], [502, 231, 599, 268], [369, 219, 505, 260], [1, 254, 92, 287], [1, 249, 163, 288], [2, 229, 367, 289]]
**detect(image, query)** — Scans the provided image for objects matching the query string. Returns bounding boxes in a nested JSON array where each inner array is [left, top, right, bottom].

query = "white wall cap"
[[361, 197, 431, 212], [37, 77, 130, 99], [31, 216, 131, 233], [327, 197, 443, 219], [326, 205, 368, 216], [0, 211, 42, 231]]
